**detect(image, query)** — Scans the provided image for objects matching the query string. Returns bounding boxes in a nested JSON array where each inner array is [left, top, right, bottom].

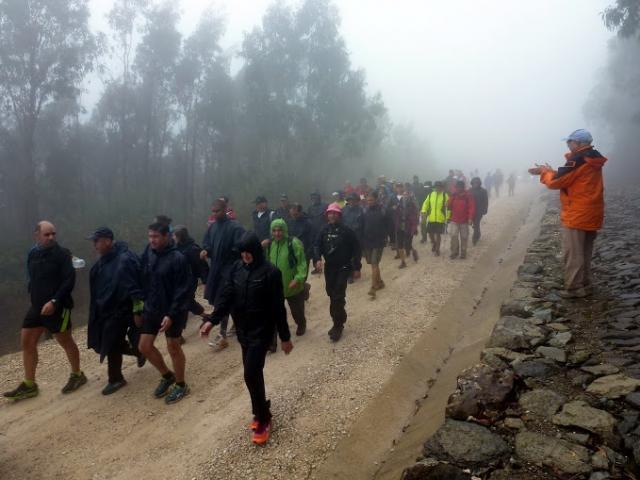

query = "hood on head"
[[270, 218, 289, 239], [236, 231, 265, 265]]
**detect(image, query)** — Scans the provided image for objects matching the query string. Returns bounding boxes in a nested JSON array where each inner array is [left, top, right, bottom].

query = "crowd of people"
[[3, 169, 510, 446]]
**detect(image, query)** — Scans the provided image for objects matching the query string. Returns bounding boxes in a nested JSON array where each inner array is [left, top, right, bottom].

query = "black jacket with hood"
[[88, 241, 143, 361], [211, 232, 291, 347], [313, 222, 362, 271]]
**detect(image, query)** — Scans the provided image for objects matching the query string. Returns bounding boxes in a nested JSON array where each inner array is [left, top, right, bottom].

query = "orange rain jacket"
[[539, 146, 607, 231]]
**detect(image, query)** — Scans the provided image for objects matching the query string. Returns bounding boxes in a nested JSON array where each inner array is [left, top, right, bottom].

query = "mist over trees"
[[587, 0, 640, 181], [0, 0, 434, 255]]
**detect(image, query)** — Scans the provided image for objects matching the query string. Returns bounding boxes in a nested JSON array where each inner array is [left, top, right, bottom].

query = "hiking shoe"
[[165, 383, 190, 404], [61, 372, 87, 394], [399, 261, 407, 269], [137, 354, 147, 368], [412, 249, 419, 262], [249, 417, 259, 431], [153, 373, 176, 398], [3, 382, 38, 401], [252, 419, 272, 446], [296, 324, 306, 336], [329, 325, 343, 342], [559, 288, 588, 299], [102, 380, 127, 396], [209, 335, 229, 352]]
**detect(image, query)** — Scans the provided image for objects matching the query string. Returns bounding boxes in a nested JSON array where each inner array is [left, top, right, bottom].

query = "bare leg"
[[138, 334, 170, 376], [53, 330, 81, 373], [21, 327, 44, 382], [166, 337, 186, 383]]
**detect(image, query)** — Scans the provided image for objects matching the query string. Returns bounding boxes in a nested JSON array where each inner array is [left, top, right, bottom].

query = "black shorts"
[[426, 223, 445, 234], [23, 305, 72, 334], [141, 311, 188, 338]]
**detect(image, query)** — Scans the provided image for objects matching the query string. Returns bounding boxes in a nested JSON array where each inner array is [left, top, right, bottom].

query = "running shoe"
[[209, 336, 229, 352], [61, 371, 87, 394], [296, 324, 306, 336], [249, 417, 259, 431], [165, 383, 190, 404], [329, 325, 343, 342], [3, 382, 38, 401], [102, 380, 127, 396], [154, 373, 176, 398], [252, 419, 272, 445]]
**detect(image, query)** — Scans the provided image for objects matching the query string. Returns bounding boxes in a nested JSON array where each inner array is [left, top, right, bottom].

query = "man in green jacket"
[[268, 219, 308, 345], [420, 181, 450, 257]]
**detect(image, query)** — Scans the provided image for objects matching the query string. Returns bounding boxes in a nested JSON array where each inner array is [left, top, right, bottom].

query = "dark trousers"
[[107, 348, 124, 384], [472, 214, 484, 244], [287, 291, 306, 328], [324, 267, 351, 326], [188, 298, 205, 316], [241, 343, 271, 422]]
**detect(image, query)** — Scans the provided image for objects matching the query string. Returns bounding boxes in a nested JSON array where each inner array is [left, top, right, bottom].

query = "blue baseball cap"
[[86, 227, 114, 241], [562, 129, 593, 144]]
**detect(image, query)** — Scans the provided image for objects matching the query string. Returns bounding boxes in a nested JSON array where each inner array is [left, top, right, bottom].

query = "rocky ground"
[[401, 189, 640, 480]]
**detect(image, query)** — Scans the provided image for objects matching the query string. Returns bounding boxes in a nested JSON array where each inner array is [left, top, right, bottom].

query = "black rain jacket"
[[202, 217, 245, 304], [27, 242, 75, 309], [141, 244, 191, 319], [313, 223, 362, 271], [362, 204, 387, 250]]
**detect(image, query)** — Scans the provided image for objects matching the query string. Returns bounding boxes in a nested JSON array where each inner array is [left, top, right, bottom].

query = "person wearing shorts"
[[3, 221, 86, 402], [421, 182, 449, 256], [362, 190, 387, 299], [139, 222, 192, 404]]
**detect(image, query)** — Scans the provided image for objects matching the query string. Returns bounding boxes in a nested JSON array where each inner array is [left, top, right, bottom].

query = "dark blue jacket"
[[88, 241, 143, 361], [202, 217, 245, 304], [252, 210, 274, 242], [141, 244, 191, 319], [287, 214, 314, 259]]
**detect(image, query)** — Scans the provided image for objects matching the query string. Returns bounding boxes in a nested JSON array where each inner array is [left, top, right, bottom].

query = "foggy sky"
[[88, 0, 614, 175]]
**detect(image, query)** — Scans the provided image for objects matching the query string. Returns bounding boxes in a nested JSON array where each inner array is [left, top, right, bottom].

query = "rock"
[[519, 264, 543, 275], [515, 431, 592, 475], [548, 322, 570, 332], [480, 352, 508, 370], [581, 364, 620, 376], [500, 301, 533, 318], [487, 316, 548, 351], [548, 331, 572, 348], [565, 432, 590, 445], [519, 389, 565, 418], [553, 401, 617, 445], [482, 347, 534, 363], [504, 417, 525, 430], [569, 349, 592, 365], [401, 459, 472, 480], [625, 391, 640, 409], [423, 419, 509, 467], [571, 372, 593, 388], [586, 374, 640, 398], [591, 449, 609, 470], [600, 445, 627, 467], [536, 346, 567, 363], [445, 364, 515, 420], [513, 358, 560, 379], [532, 308, 553, 322], [589, 472, 610, 480], [634, 442, 640, 465]]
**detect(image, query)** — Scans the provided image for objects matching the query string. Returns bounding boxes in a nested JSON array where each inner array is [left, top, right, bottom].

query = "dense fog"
[[0, 0, 638, 352]]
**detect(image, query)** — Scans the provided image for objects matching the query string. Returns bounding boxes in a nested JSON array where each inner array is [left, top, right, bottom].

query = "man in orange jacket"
[[529, 129, 607, 298]]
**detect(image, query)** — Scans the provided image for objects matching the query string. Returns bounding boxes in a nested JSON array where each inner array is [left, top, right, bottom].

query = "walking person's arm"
[[44, 250, 76, 315]]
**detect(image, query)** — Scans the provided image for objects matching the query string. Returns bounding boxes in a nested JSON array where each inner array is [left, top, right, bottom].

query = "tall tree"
[[0, 0, 98, 234], [603, 0, 640, 38]]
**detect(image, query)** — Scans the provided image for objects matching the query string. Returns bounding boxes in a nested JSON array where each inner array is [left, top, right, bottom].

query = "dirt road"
[[0, 186, 539, 480]]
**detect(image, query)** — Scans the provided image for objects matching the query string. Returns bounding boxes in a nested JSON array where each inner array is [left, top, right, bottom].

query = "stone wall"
[[401, 191, 640, 480]]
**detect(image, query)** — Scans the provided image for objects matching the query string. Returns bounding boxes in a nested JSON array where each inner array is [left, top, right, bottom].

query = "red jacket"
[[540, 146, 607, 231], [448, 191, 475, 224]]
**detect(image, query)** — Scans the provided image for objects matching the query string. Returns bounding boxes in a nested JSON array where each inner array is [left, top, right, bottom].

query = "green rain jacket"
[[268, 218, 308, 298]]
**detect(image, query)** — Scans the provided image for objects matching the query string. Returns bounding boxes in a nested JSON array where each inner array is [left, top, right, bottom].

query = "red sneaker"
[[252, 419, 272, 445], [249, 417, 259, 431]]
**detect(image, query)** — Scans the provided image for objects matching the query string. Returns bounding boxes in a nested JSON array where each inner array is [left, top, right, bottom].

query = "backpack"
[[268, 237, 299, 270]]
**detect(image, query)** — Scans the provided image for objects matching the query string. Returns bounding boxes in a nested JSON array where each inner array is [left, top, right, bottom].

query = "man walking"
[[87, 227, 144, 395], [469, 177, 489, 246], [200, 232, 293, 446], [3, 221, 86, 401], [529, 129, 607, 298], [287, 203, 314, 299], [307, 192, 327, 274], [139, 222, 192, 404], [202, 198, 245, 351], [421, 181, 449, 256], [448, 180, 475, 260], [268, 219, 308, 337], [252, 196, 275, 248], [362, 190, 387, 299], [313, 203, 362, 342]]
